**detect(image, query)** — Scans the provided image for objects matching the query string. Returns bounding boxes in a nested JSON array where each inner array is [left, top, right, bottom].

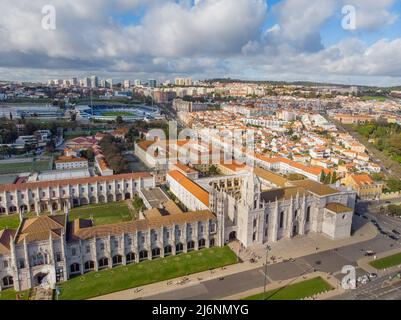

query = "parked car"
[[392, 229, 401, 235], [389, 235, 400, 241], [358, 275, 370, 284], [365, 250, 376, 257], [368, 273, 378, 280]]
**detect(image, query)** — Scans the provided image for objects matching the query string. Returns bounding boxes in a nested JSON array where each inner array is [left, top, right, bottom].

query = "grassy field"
[[369, 252, 401, 270], [243, 277, 333, 300], [0, 214, 21, 230], [102, 111, 133, 117], [0, 289, 30, 300], [58, 246, 237, 300], [69, 201, 133, 225], [0, 160, 50, 174]]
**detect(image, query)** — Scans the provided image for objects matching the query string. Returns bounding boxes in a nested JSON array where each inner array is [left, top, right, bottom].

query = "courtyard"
[[68, 201, 134, 226], [0, 212, 39, 230]]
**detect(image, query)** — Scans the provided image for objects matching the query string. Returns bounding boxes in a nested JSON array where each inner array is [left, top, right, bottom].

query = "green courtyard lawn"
[[369, 252, 401, 270], [69, 201, 132, 226], [0, 289, 30, 300], [0, 214, 21, 230], [0, 213, 43, 231], [0, 160, 50, 174], [58, 246, 237, 300], [243, 277, 334, 300]]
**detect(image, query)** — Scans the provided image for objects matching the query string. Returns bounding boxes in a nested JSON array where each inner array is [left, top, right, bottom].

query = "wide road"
[[141, 228, 400, 300]]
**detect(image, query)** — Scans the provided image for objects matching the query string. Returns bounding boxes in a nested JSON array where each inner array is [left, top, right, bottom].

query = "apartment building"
[[55, 156, 89, 170]]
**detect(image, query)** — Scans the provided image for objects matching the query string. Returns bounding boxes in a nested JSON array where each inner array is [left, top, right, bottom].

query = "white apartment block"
[[55, 157, 89, 170]]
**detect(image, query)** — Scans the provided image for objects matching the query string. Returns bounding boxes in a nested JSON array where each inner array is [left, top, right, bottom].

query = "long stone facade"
[[0, 172, 155, 216], [0, 209, 219, 292]]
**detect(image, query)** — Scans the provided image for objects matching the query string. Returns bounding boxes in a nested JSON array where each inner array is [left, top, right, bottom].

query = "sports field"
[[0, 160, 50, 174], [102, 111, 133, 117]]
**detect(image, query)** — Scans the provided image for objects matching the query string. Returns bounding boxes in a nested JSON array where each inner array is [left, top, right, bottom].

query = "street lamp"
[[263, 244, 271, 300]]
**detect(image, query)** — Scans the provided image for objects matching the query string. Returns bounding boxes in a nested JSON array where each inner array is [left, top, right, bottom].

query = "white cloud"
[[0, 0, 400, 85]]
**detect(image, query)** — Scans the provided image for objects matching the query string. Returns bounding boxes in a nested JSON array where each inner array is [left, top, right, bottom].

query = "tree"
[[324, 172, 332, 185], [81, 148, 95, 162], [116, 116, 124, 124], [320, 171, 326, 183], [208, 165, 221, 176], [331, 171, 338, 184], [133, 196, 145, 211], [45, 141, 55, 153]]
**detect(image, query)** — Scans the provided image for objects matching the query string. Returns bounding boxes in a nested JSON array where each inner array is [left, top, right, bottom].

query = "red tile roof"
[[167, 170, 209, 206], [0, 172, 152, 193]]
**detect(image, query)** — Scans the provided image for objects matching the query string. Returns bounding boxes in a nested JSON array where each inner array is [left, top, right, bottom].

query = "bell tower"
[[242, 171, 261, 209]]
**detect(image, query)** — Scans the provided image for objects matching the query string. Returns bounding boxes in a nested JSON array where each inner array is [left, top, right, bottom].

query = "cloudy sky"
[[1, 0, 401, 86]]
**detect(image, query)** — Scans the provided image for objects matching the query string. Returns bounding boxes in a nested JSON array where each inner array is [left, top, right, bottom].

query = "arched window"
[[164, 246, 172, 256], [176, 243, 183, 253], [306, 206, 311, 223], [198, 239, 206, 249], [279, 211, 285, 228], [70, 263, 80, 273], [139, 250, 148, 261], [84, 261, 94, 271], [2, 276, 13, 287], [187, 240, 195, 251], [33, 252, 45, 266], [112, 255, 122, 265], [126, 252, 135, 263], [98, 257, 109, 268], [151, 248, 160, 258]]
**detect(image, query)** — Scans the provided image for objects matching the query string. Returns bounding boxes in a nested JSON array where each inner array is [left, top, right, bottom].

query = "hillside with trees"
[[98, 134, 129, 174]]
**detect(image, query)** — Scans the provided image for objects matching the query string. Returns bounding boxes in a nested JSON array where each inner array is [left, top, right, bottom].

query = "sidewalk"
[[249, 219, 377, 263], [89, 259, 259, 300], [90, 221, 376, 300]]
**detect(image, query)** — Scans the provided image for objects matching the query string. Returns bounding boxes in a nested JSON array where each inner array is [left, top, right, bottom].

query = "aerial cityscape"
[[1, 0, 401, 307]]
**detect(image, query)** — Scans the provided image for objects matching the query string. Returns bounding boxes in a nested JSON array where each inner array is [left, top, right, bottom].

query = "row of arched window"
[[69, 239, 209, 273]]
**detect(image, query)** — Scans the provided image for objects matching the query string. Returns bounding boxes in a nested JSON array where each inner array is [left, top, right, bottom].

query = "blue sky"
[[1, 0, 401, 86]]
